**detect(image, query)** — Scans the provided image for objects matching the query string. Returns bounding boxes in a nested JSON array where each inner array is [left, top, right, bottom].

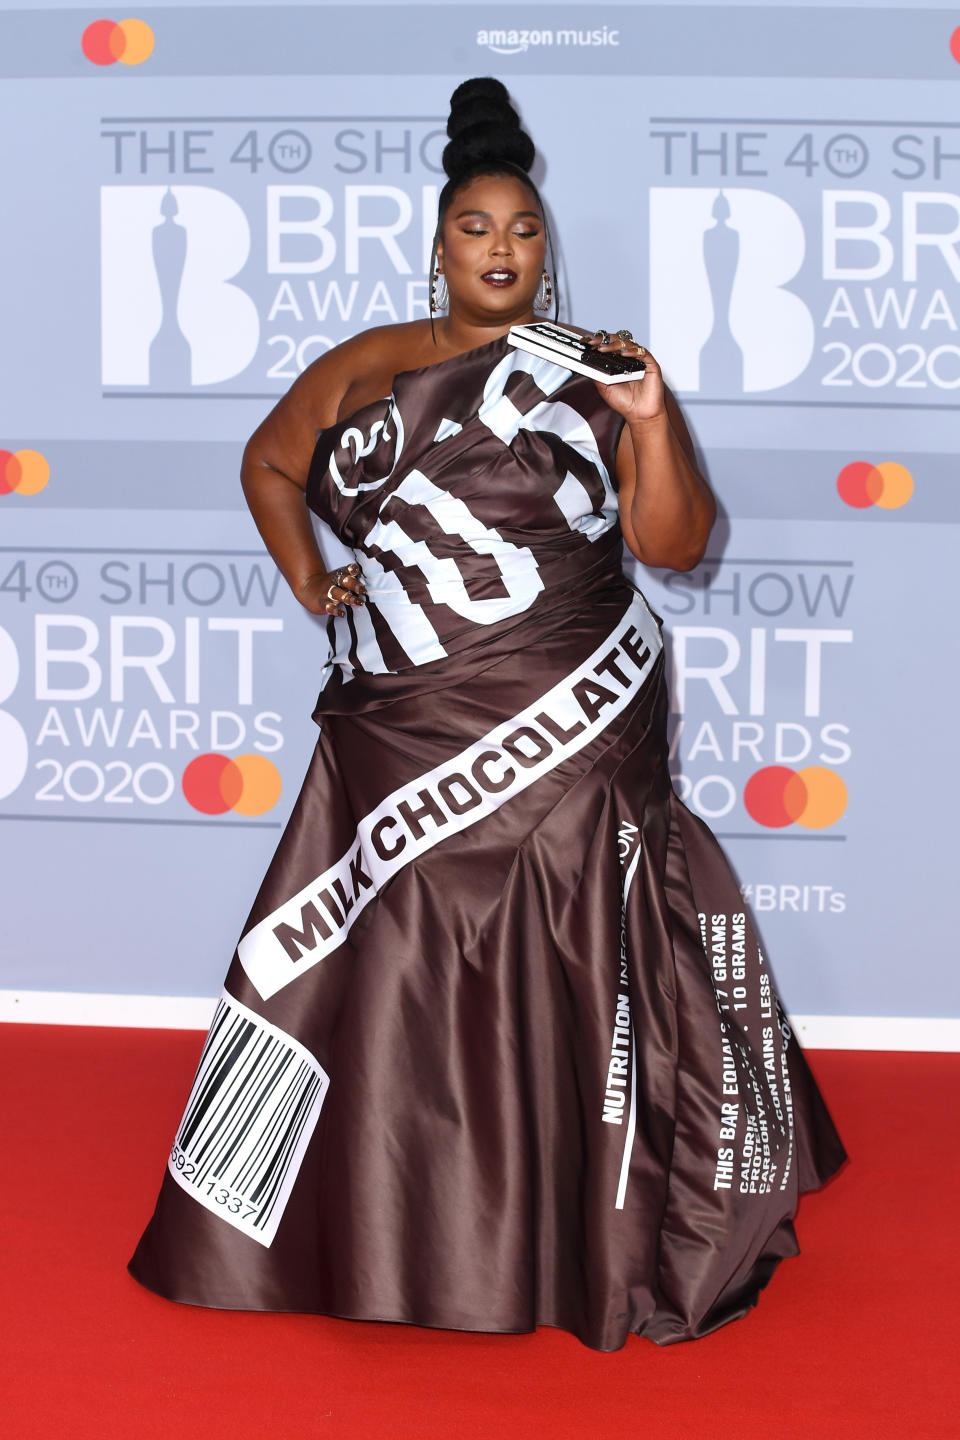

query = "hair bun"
[[442, 76, 535, 182]]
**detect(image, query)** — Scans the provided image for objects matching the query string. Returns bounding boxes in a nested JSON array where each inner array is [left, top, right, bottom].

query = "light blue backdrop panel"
[[0, 2, 957, 1018]]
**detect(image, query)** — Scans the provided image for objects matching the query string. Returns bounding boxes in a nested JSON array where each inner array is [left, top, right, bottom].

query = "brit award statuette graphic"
[[101, 186, 260, 388], [649, 187, 815, 395]]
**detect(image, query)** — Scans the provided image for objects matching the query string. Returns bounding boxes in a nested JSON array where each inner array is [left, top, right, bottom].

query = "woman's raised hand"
[[587, 330, 665, 426], [295, 563, 366, 617]]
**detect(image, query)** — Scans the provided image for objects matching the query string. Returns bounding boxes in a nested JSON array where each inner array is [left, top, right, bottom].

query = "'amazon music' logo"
[[101, 185, 260, 387], [649, 187, 815, 395], [476, 26, 620, 56]]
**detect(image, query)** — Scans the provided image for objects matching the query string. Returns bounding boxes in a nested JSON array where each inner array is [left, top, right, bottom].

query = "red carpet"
[[3, 1024, 957, 1439]]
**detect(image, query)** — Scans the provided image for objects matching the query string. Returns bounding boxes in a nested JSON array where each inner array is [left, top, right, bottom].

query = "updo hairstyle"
[[429, 77, 558, 324]]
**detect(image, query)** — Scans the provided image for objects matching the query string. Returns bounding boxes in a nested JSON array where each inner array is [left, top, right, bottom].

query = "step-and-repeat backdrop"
[[1, 1, 958, 1037]]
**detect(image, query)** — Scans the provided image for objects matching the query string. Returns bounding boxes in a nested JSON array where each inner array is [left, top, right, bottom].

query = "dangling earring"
[[431, 269, 448, 312], [535, 270, 554, 312]]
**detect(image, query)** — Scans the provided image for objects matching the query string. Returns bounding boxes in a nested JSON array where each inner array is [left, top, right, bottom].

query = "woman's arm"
[[588, 338, 716, 571], [613, 380, 715, 571], [240, 342, 367, 614]]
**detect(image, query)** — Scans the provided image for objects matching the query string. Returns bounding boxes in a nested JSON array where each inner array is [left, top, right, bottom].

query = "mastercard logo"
[[81, 18, 154, 66], [951, 27, 960, 64], [837, 460, 913, 510], [0, 450, 49, 496], [182, 753, 282, 817], [743, 765, 847, 830]]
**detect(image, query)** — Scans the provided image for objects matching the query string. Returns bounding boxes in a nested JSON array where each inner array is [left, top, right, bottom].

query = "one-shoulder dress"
[[129, 334, 845, 1351]]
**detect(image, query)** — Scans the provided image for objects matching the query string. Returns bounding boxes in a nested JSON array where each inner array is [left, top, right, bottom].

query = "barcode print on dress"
[[167, 990, 329, 1247]]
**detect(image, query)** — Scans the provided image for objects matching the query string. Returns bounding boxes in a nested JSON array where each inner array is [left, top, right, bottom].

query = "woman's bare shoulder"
[[352, 318, 437, 360], [295, 321, 438, 424], [242, 322, 441, 487]]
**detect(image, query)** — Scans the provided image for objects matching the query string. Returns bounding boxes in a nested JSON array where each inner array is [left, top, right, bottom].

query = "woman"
[[129, 78, 845, 1351]]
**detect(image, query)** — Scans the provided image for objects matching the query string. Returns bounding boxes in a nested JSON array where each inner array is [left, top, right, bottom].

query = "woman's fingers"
[[322, 563, 366, 613], [297, 569, 366, 617], [336, 566, 366, 603], [331, 587, 364, 607], [588, 328, 649, 356]]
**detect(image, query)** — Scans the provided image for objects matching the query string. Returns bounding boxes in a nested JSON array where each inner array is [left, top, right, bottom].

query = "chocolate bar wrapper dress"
[[129, 335, 846, 1351]]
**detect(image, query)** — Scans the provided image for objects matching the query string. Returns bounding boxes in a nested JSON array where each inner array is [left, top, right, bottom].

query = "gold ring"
[[326, 584, 338, 602]]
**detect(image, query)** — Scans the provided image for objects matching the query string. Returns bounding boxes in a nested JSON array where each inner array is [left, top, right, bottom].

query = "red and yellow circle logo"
[[837, 460, 913, 510], [743, 765, 847, 830], [81, 18, 154, 66], [0, 450, 49, 496], [182, 753, 282, 817], [950, 27, 960, 64]]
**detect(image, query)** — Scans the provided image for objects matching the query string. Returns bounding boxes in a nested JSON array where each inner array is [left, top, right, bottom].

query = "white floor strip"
[[0, 990, 217, 1030], [790, 1014, 960, 1053], [1, 992, 959, 1051]]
